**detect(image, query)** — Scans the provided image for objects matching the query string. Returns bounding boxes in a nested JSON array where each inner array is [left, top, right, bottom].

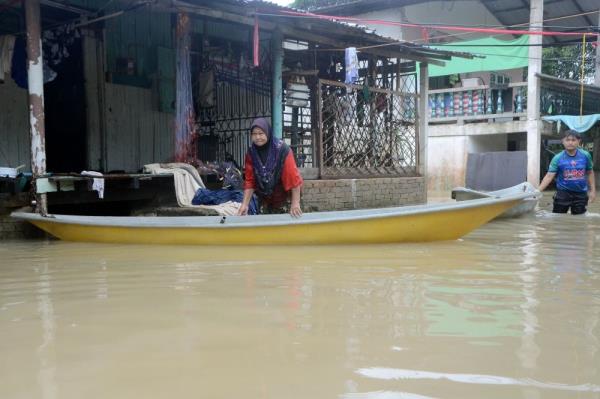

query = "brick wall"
[[0, 210, 44, 240], [302, 177, 426, 212]]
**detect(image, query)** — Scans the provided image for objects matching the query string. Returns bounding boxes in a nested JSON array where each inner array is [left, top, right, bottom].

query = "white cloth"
[[81, 170, 104, 199], [345, 47, 359, 84], [143, 163, 241, 216], [0, 35, 16, 83], [143, 163, 205, 207]]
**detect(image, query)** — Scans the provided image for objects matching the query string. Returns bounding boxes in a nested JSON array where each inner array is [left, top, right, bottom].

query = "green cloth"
[[426, 35, 529, 77]]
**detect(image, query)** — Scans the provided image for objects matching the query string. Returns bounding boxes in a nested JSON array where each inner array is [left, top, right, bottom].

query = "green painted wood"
[[157, 46, 175, 113], [104, 10, 173, 83]]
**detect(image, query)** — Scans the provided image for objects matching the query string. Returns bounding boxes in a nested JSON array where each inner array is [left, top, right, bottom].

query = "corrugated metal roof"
[[195, 0, 474, 63], [311, 0, 600, 44]]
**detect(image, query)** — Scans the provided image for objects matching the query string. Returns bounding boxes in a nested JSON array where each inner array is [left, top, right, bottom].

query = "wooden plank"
[[0, 79, 30, 169], [104, 83, 174, 172]]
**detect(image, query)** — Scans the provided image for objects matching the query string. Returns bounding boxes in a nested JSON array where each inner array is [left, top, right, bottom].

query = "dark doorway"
[[44, 36, 86, 172]]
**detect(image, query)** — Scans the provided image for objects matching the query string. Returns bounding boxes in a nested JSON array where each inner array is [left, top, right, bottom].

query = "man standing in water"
[[538, 130, 596, 214]]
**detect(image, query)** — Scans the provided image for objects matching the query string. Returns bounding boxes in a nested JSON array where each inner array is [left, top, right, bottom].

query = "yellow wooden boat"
[[11, 192, 534, 245]]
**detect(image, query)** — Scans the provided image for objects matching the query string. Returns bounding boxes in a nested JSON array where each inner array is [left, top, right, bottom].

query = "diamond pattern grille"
[[319, 79, 418, 178]]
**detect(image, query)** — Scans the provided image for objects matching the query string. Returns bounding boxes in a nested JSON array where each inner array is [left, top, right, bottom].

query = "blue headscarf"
[[248, 118, 290, 196]]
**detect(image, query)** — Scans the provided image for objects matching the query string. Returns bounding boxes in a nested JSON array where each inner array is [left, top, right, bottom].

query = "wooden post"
[[24, 0, 47, 214], [418, 62, 429, 183], [271, 28, 283, 139], [526, 0, 543, 186]]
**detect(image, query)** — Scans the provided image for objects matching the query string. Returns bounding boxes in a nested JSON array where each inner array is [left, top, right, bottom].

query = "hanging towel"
[[81, 171, 105, 199], [197, 69, 215, 107], [0, 35, 16, 83], [345, 47, 359, 84]]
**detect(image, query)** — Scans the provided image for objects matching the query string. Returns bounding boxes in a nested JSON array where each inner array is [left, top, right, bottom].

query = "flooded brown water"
[[1, 200, 599, 399]]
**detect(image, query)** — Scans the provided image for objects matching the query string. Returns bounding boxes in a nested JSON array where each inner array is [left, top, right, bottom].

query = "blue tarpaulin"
[[542, 114, 600, 133]]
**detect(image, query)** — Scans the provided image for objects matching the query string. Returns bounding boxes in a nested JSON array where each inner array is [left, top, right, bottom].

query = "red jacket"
[[243, 151, 303, 208]]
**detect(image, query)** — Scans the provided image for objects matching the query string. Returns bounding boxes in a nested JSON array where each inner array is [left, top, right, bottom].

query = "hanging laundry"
[[357, 82, 371, 126], [81, 171, 105, 199], [375, 93, 388, 113], [43, 23, 80, 68], [344, 47, 359, 84], [10, 27, 77, 89], [0, 35, 16, 83], [197, 69, 215, 107], [338, 93, 354, 124]]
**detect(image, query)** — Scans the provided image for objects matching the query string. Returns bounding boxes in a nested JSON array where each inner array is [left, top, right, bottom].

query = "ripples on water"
[[0, 208, 599, 399]]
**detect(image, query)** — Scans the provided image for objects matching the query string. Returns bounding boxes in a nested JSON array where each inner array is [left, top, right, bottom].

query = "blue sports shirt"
[[548, 149, 593, 193]]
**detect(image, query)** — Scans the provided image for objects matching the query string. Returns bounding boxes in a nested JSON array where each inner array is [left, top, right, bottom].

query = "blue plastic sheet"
[[542, 114, 600, 133]]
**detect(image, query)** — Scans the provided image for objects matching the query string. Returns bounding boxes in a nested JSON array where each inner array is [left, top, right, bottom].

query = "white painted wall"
[[467, 134, 507, 154], [427, 135, 468, 192], [428, 133, 515, 192]]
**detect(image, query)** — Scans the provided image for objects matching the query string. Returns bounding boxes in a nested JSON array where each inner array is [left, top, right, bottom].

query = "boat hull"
[[12, 195, 526, 245], [452, 182, 540, 219]]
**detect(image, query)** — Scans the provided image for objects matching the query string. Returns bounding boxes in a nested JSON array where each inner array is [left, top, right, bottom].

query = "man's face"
[[251, 127, 268, 147], [562, 135, 580, 151]]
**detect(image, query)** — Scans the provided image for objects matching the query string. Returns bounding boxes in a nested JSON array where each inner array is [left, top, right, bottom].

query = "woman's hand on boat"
[[290, 203, 303, 218]]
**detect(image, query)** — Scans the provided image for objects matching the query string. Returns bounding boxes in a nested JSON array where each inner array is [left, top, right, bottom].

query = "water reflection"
[[37, 261, 57, 399], [356, 367, 600, 392], [0, 207, 599, 399]]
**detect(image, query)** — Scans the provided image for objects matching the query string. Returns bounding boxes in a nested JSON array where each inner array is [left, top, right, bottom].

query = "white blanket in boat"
[[143, 163, 241, 216]]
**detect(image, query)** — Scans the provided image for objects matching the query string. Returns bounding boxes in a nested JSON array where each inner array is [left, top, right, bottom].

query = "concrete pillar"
[[418, 62, 429, 182], [24, 0, 47, 214], [594, 10, 600, 170], [271, 28, 283, 139], [526, 0, 543, 186], [595, 9, 600, 87]]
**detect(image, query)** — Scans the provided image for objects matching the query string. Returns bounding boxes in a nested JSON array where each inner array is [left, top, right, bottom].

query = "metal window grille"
[[318, 78, 418, 178]]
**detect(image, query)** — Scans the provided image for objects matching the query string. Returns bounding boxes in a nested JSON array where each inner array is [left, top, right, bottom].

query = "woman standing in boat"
[[237, 118, 303, 217]]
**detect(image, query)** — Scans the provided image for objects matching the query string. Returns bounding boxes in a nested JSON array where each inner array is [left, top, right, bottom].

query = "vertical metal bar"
[[417, 62, 429, 180], [291, 107, 299, 157], [271, 27, 283, 138], [317, 79, 323, 178], [309, 76, 318, 170], [24, 0, 47, 214]]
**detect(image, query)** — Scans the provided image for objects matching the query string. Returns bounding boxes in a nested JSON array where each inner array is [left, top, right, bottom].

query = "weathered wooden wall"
[[0, 79, 30, 169], [104, 83, 173, 172]]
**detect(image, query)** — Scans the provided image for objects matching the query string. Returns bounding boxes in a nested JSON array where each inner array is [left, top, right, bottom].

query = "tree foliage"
[[542, 43, 596, 82]]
